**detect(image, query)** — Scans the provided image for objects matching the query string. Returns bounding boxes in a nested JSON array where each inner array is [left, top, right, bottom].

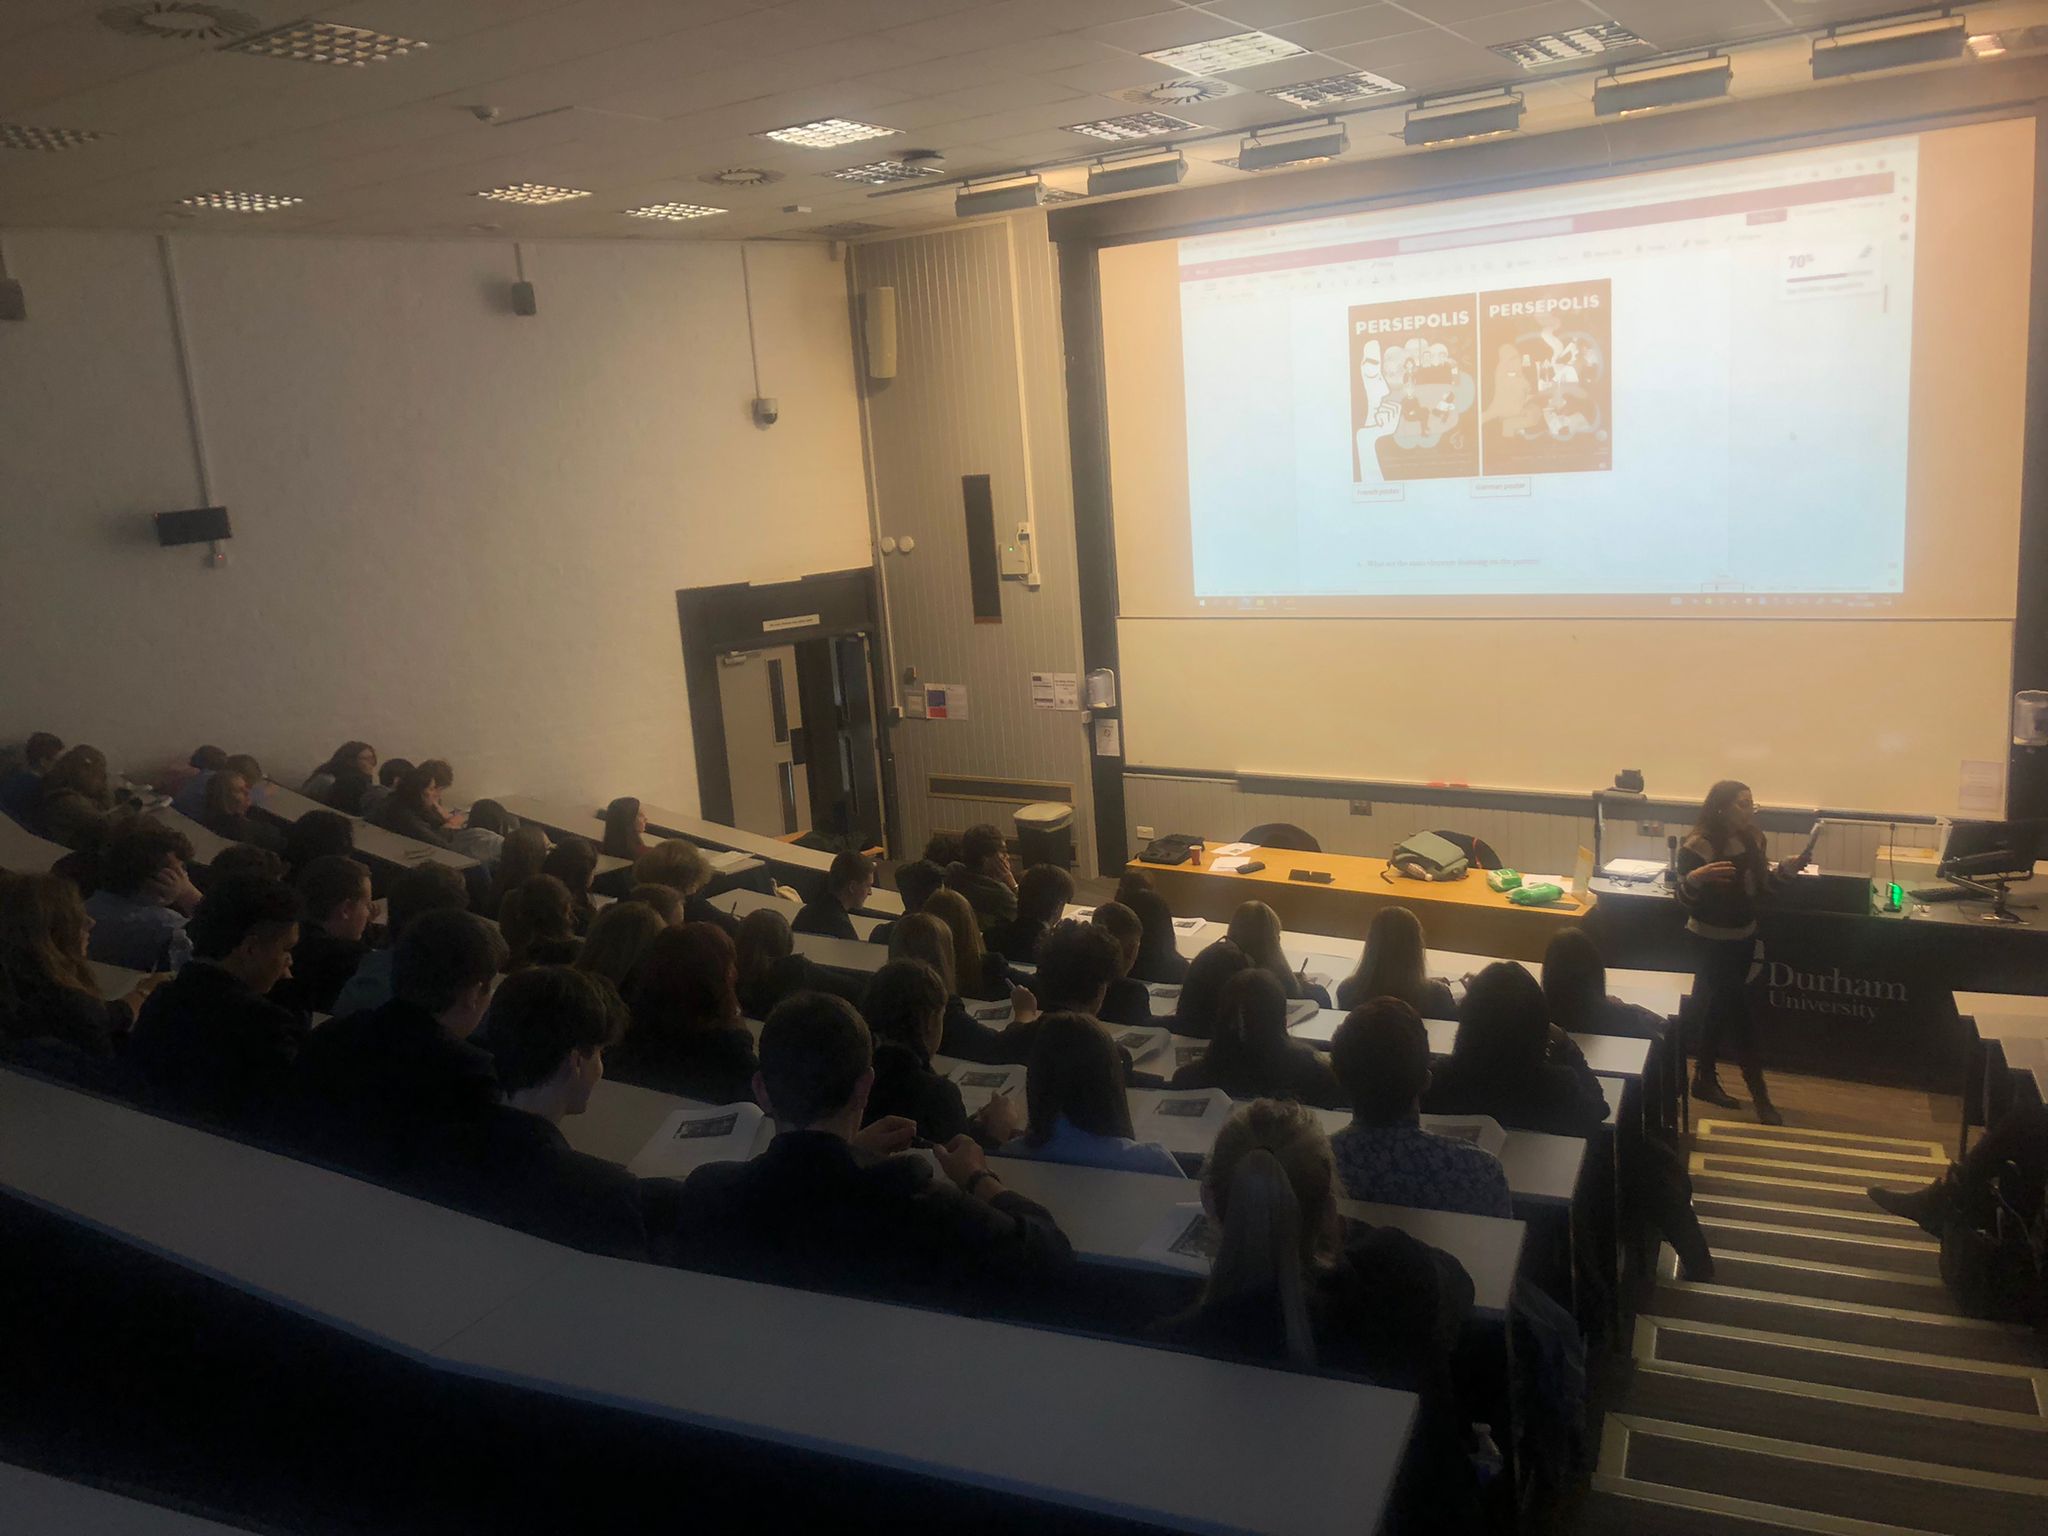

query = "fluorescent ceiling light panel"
[[1811, 15, 1968, 79], [1493, 23, 1644, 70], [1593, 54, 1732, 116], [1264, 71, 1405, 109], [180, 189, 301, 211], [1065, 110, 1196, 142], [1142, 31, 1305, 77], [224, 20, 427, 65], [474, 183, 592, 205], [0, 123, 104, 151], [758, 118, 897, 148], [624, 201, 726, 221], [827, 159, 944, 185]]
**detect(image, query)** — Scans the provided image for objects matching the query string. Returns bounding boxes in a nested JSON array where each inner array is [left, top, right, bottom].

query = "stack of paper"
[[1209, 842, 1256, 858], [1136, 1090, 1231, 1140], [1108, 1024, 1171, 1067], [1170, 917, 1208, 934], [629, 1103, 774, 1179], [1137, 1203, 1219, 1275], [1419, 1114, 1507, 1159]]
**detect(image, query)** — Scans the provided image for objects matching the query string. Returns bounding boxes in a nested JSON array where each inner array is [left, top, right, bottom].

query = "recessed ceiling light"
[[474, 183, 592, 205], [1967, 33, 2007, 57], [1492, 23, 1645, 70], [97, 2, 257, 41], [827, 158, 945, 186], [624, 201, 726, 221], [0, 123, 104, 151], [1042, 188, 1087, 204], [224, 20, 427, 66], [179, 189, 302, 212], [757, 118, 897, 148], [1065, 111, 1197, 142], [1265, 71, 1405, 109], [699, 167, 784, 187], [1142, 31, 1305, 77], [1112, 79, 1239, 107]]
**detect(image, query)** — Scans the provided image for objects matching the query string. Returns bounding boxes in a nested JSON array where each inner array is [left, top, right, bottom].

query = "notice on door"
[[925, 684, 969, 720]]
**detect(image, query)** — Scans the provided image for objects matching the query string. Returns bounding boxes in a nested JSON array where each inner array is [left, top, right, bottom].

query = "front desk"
[[1588, 874, 2048, 1089]]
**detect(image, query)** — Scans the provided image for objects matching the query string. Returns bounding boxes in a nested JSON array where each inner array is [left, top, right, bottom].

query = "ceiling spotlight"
[[624, 201, 726, 221], [1087, 153, 1188, 196], [757, 117, 897, 148], [0, 123, 104, 151], [955, 178, 1046, 217], [1593, 52, 1733, 116], [224, 20, 426, 65], [474, 183, 591, 205], [1236, 124, 1348, 173], [1811, 13, 1967, 80], [1967, 33, 2008, 57], [827, 158, 945, 186], [179, 189, 302, 212], [1404, 89, 1525, 146]]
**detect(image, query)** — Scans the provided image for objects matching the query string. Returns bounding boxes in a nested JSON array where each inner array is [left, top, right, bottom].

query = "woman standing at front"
[[1677, 780, 1806, 1125]]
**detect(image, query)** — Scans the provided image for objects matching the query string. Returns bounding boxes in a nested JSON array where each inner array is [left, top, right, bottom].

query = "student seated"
[[627, 882, 684, 925], [793, 850, 874, 940], [1003, 920, 1126, 1066], [1872, 1102, 2048, 1237], [450, 798, 510, 869], [734, 907, 861, 1020], [634, 839, 738, 935], [302, 743, 376, 806], [275, 910, 506, 1184], [601, 796, 652, 866], [500, 875, 581, 971], [207, 843, 288, 884], [171, 751, 265, 819], [1226, 900, 1329, 1008], [281, 810, 356, 877], [1173, 940, 1252, 1041], [661, 991, 1071, 1309], [200, 767, 284, 854], [487, 825, 550, 920], [1337, 906, 1457, 1017], [274, 856, 374, 1016], [0, 871, 167, 1057], [864, 858, 944, 948], [575, 899, 666, 999], [944, 822, 1018, 931], [1116, 874, 1189, 985], [1151, 1099, 1482, 1534], [1171, 970, 1345, 1110], [369, 765, 457, 848], [1540, 927, 1665, 1040], [330, 863, 471, 1018], [1424, 962, 1609, 1139], [921, 830, 963, 868], [37, 745, 120, 851], [613, 922, 758, 1105], [0, 732, 63, 825], [541, 836, 600, 934], [128, 875, 307, 1131], [84, 821, 201, 972], [887, 912, 1009, 1065], [1001, 1011, 1183, 1178], [861, 959, 1023, 1147], [985, 862, 1073, 966], [447, 966, 648, 1258], [1089, 901, 1155, 1029], [358, 757, 411, 820], [1329, 999, 1512, 1219], [926, 888, 1012, 1002]]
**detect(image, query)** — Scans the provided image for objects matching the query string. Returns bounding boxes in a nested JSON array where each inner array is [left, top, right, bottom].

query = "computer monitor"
[[1937, 819, 2047, 884]]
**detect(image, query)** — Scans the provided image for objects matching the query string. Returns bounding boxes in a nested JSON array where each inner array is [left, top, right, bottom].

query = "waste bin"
[[1013, 801, 1074, 870]]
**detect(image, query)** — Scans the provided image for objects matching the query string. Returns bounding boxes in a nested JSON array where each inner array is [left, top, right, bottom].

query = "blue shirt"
[[1000, 1114, 1185, 1179], [83, 891, 191, 973], [1330, 1116, 1512, 1218], [328, 949, 394, 1019]]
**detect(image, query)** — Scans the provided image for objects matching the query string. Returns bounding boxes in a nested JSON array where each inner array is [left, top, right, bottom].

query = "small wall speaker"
[[863, 286, 897, 380], [510, 280, 538, 316], [155, 507, 232, 546]]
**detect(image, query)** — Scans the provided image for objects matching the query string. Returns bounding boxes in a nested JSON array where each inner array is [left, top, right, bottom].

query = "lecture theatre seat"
[[1240, 822, 1321, 853]]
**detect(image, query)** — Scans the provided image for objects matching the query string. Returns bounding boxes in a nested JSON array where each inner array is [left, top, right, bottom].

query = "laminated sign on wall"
[[925, 684, 969, 720]]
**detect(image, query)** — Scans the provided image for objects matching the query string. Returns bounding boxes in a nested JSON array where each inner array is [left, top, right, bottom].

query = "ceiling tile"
[[1043, 53, 1188, 94], [1593, 0, 1787, 49], [1082, 11, 1250, 55], [1446, 3, 1615, 49], [1262, 7, 1425, 52], [1215, 50, 1363, 88], [1198, 1, 1379, 26]]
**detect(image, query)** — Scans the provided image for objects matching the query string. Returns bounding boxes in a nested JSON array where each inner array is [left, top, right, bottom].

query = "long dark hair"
[[1451, 962, 1550, 1085], [630, 922, 741, 1038], [1204, 968, 1292, 1076], [734, 907, 793, 1004], [314, 742, 375, 781], [1025, 1012, 1135, 1143], [1691, 779, 1760, 855], [603, 796, 648, 861], [1175, 939, 1251, 1037], [1345, 905, 1431, 1012], [1122, 885, 1187, 982], [1540, 928, 1605, 1032]]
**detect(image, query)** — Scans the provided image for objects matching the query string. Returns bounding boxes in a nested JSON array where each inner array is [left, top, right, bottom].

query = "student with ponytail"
[[1154, 1100, 1482, 1535]]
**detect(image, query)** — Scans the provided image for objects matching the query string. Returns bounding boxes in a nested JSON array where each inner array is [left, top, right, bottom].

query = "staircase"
[[1579, 1116, 2048, 1535]]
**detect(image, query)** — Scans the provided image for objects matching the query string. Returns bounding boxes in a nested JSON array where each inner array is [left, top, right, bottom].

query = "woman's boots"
[[1690, 1065, 1784, 1125]]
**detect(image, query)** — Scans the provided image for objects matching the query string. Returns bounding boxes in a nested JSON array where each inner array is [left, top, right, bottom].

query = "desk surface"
[[1957, 990, 2048, 1043], [0, 1069, 577, 1358], [260, 782, 479, 874], [143, 807, 235, 867], [721, 886, 885, 940], [635, 802, 905, 915], [1289, 1010, 1650, 1083], [0, 816, 69, 873], [433, 1250, 1413, 1536], [0, 1462, 248, 1536]]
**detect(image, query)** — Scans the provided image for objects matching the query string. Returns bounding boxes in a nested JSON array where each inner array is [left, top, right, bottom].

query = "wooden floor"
[[1728, 1069, 1963, 1146]]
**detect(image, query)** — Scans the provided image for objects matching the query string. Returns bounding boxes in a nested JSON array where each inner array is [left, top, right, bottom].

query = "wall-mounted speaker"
[[863, 286, 897, 380], [510, 280, 538, 316], [155, 506, 231, 546]]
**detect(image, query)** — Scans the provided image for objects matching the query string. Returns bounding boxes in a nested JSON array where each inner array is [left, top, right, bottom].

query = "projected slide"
[[1173, 138, 1919, 605]]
